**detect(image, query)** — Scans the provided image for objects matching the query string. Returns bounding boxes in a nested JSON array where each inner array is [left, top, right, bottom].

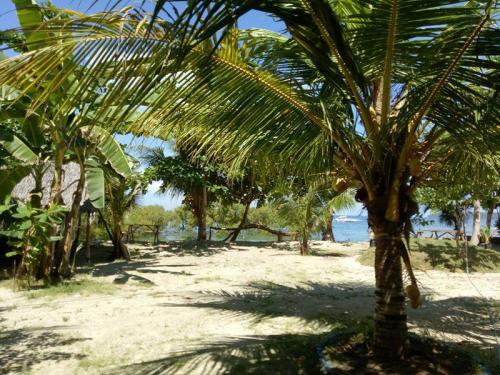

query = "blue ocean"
[[156, 212, 499, 243], [157, 215, 370, 242]]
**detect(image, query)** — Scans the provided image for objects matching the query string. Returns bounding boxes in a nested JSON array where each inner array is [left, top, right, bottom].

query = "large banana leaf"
[[13, 0, 50, 50], [0, 129, 38, 163], [84, 157, 105, 209], [81, 126, 132, 178]]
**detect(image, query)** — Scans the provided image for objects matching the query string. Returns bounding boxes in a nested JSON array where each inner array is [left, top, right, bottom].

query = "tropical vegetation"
[[0, 0, 499, 369]]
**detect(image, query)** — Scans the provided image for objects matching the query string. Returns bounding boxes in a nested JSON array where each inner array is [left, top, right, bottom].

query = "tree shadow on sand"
[[106, 282, 373, 374], [154, 241, 234, 257], [91, 260, 195, 277], [74, 241, 234, 270], [85, 260, 195, 286], [106, 280, 499, 374], [106, 333, 327, 375], [159, 281, 375, 326], [409, 296, 500, 370], [0, 325, 88, 373]]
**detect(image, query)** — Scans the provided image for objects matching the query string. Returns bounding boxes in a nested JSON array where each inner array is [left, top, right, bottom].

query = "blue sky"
[[1, 0, 366, 215]]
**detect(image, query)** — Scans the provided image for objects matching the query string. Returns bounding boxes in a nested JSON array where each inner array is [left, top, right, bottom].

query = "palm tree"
[[1, 0, 498, 357], [319, 190, 355, 242], [273, 183, 320, 255], [104, 167, 143, 260]]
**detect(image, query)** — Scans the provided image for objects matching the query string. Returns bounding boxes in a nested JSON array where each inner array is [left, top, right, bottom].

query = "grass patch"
[[358, 238, 500, 272], [194, 275, 223, 283], [78, 355, 123, 370], [24, 279, 117, 299], [0, 278, 16, 291], [77, 344, 129, 370]]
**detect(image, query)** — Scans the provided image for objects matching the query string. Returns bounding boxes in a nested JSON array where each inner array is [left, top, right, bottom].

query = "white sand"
[[0, 241, 498, 374]]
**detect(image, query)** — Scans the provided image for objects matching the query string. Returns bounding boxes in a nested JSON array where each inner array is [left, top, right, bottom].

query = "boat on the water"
[[334, 215, 361, 222]]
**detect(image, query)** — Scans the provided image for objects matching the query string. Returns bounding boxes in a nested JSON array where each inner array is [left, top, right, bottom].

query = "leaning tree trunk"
[[59, 165, 85, 278], [367, 201, 407, 358], [470, 199, 481, 246], [229, 199, 251, 242]]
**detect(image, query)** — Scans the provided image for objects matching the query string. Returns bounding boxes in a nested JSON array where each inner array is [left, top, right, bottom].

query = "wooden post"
[[85, 213, 91, 264], [154, 225, 159, 245]]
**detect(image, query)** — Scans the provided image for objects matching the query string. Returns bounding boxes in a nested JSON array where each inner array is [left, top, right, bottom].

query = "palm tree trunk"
[[368, 204, 407, 358], [229, 199, 251, 242], [486, 200, 495, 231], [111, 221, 130, 260], [112, 222, 122, 257], [453, 205, 466, 241], [322, 211, 335, 241], [59, 164, 85, 277], [194, 187, 207, 241], [470, 199, 481, 245], [300, 232, 309, 255]]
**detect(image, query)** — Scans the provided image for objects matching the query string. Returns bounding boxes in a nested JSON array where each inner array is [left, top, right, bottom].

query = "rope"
[[462, 220, 500, 369], [414, 230, 499, 369]]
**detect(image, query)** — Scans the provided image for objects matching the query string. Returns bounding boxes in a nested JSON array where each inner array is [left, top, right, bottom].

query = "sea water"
[[157, 216, 371, 242], [154, 212, 499, 243]]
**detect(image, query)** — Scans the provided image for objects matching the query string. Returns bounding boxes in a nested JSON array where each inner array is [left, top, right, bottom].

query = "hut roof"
[[11, 162, 89, 209]]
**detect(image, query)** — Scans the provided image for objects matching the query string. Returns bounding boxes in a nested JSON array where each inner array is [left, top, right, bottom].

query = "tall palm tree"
[[1, 0, 498, 357]]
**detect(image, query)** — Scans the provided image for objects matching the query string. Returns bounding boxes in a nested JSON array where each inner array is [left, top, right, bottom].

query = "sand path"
[[0, 241, 498, 374]]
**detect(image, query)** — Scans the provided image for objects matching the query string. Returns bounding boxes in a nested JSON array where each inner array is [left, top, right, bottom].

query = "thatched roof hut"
[[11, 162, 89, 208]]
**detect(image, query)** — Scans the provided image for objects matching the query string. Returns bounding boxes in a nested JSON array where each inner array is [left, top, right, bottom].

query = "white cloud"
[[147, 180, 163, 194]]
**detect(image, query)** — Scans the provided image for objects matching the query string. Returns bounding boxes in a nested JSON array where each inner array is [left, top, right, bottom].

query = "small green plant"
[[479, 227, 491, 244], [0, 197, 66, 282]]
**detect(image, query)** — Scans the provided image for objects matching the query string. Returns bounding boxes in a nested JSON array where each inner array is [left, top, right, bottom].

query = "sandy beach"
[[1, 241, 499, 374]]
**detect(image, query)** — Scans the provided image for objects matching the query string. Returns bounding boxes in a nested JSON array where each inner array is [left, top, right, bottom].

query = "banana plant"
[[1, 1, 133, 278], [57, 124, 132, 276], [0, 120, 130, 205], [0, 197, 66, 283], [0, 114, 49, 207], [0, 120, 131, 277]]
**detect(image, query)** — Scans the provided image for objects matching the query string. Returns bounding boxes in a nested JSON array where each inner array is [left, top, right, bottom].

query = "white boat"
[[334, 215, 360, 222]]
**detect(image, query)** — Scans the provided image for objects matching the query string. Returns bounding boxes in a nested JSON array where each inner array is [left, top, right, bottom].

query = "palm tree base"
[[317, 331, 489, 374]]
